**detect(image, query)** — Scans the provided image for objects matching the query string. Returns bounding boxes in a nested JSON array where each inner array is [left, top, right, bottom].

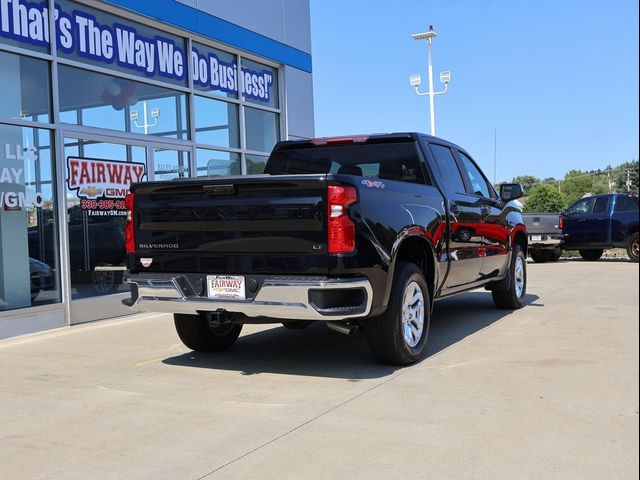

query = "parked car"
[[123, 133, 528, 365], [522, 213, 563, 262], [29, 257, 55, 301], [560, 193, 639, 262]]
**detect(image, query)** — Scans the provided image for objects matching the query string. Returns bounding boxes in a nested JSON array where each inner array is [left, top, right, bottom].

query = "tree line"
[[504, 160, 639, 213]]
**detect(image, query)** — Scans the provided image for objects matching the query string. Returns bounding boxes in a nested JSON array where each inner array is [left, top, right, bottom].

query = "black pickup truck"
[[123, 133, 528, 365]]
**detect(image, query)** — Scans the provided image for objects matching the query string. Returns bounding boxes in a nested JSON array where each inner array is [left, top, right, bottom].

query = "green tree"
[[523, 183, 566, 212], [511, 175, 540, 194], [561, 170, 608, 206]]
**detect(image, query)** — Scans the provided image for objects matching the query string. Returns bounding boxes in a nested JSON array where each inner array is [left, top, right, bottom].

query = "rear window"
[[265, 142, 430, 185], [614, 196, 639, 212]]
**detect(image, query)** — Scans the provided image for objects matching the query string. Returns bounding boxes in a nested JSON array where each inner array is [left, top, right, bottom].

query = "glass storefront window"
[[196, 148, 240, 177], [64, 138, 147, 300], [245, 107, 279, 153], [246, 153, 269, 174], [240, 58, 279, 108], [58, 65, 189, 139], [0, 51, 51, 123], [192, 42, 238, 99], [1, 124, 60, 311], [152, 148, 190, 180], [194, 95, 239, 148], [55, 0, 188, 87]]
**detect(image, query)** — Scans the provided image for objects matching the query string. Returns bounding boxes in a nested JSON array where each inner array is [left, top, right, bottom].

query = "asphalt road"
[[1, 260, 638, 480]]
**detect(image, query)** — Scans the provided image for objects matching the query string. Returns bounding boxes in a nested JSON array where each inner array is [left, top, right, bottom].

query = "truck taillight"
[[327, 185, 357, 254], [124, 193, 135, 253], [559, 215, 564, 230]]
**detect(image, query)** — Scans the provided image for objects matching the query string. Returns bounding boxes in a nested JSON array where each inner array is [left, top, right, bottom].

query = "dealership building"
[[0, 0, 314, 338]]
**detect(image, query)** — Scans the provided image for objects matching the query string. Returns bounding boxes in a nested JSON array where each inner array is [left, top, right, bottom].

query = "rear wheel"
[[579, 249, 603, 261], [365, 262, 430, 365], [174, 313, 242, 352], [530, 249, 548, 263], [550, 247, 562, 262], [492, 244, 527, 309], [626, 233, 639, 263]]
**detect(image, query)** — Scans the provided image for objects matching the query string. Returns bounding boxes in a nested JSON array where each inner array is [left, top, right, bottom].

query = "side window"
[[458, 152, 492, 198], [566, 198, 593, 215], [592, 197, 610, 214], [614, 196, 639, 212], [429, 143, 466, 193]]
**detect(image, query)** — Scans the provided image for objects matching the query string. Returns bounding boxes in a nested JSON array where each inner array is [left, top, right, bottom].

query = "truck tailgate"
[[130, 175, 329, 275], [522, 213, 561, 235]]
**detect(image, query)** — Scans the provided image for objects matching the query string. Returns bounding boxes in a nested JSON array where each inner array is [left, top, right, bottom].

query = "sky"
[[309, 0, 639, 183]]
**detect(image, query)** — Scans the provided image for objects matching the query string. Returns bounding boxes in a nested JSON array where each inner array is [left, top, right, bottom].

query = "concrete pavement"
[[0, 260, 638, 479]]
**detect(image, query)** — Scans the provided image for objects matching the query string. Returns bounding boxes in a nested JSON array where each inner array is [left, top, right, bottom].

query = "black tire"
[[579, 249, 604, 261], [173, 313, 242, 352], [626, 233, 639, 263], [550, 247, 562, 262], [530, 249, 548, 263], [492, 244, 527, 309], [365, 262, 431, 365]]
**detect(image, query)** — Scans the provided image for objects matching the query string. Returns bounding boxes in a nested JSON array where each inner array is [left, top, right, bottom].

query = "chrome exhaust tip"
[[326, 321, 359, 336]]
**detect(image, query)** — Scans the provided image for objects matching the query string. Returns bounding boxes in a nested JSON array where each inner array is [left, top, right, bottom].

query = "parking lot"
[[1, 260, 638, 480]]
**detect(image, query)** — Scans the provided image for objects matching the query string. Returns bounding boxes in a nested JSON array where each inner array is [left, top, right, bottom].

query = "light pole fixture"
[[410, 25, 451, 136], [130, 101, 160, 135]]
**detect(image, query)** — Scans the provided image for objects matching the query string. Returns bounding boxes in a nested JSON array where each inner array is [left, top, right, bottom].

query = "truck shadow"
[[162, 291, 540, 380]]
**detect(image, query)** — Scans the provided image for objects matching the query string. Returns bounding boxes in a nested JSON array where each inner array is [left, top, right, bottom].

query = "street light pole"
[[426, 34, 436, 135], [410, 25, 450, 136]]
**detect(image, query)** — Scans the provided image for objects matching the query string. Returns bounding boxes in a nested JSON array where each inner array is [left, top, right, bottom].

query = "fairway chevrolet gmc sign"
[[67, 157, 146, 216], [0, 0, 274, 103]]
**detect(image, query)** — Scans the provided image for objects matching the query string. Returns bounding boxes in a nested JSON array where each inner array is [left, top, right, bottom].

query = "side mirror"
[[499, 183, 524, 202]]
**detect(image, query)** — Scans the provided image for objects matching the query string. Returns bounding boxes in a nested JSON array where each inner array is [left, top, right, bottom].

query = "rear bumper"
[[123, 274, 373, 321], [528, 234, 565, 248]]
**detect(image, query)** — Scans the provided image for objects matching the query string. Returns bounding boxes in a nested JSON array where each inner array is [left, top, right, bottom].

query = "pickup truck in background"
[[522, 213, 563, 263], [123, 133, 528, 365], [560, 193, 639, 262]]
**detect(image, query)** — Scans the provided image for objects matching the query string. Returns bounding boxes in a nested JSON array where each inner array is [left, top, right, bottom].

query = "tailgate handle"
[[203, 184, 235, 196]]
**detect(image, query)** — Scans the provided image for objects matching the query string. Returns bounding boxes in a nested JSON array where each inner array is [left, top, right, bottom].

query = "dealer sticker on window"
[[207, 275, 246, 300]]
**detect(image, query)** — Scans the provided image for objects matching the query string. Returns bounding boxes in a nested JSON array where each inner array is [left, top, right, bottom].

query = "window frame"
[[566, 197, 595, 216], [454, 149, 498, 200], [591, 196, 610, 215], [426, 141, 467, 195]]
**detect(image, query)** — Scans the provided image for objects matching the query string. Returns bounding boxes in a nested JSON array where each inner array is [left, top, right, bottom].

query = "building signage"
[[0, 0, 274, 103], [1, 143, 44, 210], [66, 157, 146, 216]]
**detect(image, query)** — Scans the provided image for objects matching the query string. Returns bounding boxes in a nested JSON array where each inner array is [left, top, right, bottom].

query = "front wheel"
[[626, 233, 639, 263], [174, 313, 242, 352], [579, 249, 603, 261], [365, 262, 431, 365], [492, 244, 527, 309]]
